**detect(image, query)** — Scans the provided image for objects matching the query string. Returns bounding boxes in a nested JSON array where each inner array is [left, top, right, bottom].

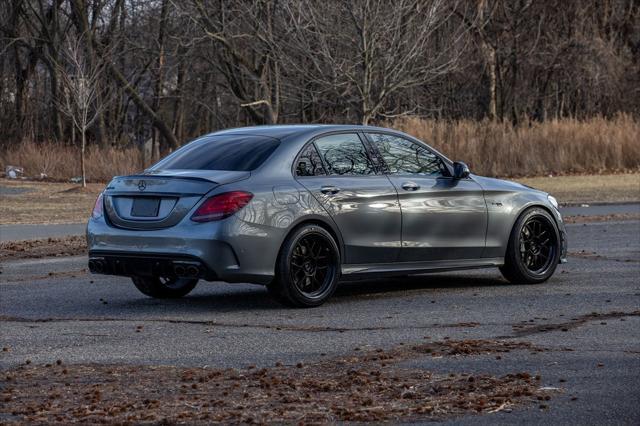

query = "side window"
[[314, 134, 376, 176], [295, 144, 326, 176], [367, 133, 446, 176]]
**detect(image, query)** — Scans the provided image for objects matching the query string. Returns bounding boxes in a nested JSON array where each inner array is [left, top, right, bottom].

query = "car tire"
[[270, 224, 340, 307], [500, 207, 561, 284], [132, 276, 198, 298]]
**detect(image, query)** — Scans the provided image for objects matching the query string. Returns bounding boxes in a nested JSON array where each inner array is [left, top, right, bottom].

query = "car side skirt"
[[341, 257, 504, 278]]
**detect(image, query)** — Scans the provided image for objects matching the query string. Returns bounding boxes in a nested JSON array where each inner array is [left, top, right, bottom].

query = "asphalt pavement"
[[0, 223, 86, 242], [1, 217, 639, 424]]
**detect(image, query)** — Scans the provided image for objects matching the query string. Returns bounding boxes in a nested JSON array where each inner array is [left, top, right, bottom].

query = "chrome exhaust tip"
[[186, 266, 199, 277], [88, 258, 105, 274]]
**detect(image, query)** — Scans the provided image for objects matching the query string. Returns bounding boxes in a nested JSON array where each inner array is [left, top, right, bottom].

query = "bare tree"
[[283, 0, 469, 124], [53, 34, 109, 187], [182, 0, 284, 125], [1, 0, 638, 150]]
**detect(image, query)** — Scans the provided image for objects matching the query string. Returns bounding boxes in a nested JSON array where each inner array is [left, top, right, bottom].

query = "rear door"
[[294, 133, 401, 264], [366, 132, 487, 262]]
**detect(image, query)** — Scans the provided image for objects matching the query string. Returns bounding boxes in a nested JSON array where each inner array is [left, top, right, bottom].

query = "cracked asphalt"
[[1, 219, 639, 424]]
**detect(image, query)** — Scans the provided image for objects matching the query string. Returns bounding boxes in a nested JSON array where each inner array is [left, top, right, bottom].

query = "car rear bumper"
[[88, 251, 215, 280], [86, 219, 273, 284]]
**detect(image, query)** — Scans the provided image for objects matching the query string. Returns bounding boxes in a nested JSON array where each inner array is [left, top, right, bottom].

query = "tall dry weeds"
[[0, 143, 142, 182], [388, 114, 640, 177], [1, 116, 638, 181]]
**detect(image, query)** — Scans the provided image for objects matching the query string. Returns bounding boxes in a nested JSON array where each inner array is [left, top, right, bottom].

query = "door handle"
[[401, 181, 420, 191], [320, 185, 340, 195]]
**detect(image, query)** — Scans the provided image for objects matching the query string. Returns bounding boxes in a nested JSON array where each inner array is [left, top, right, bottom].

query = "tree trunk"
[[104, 54, 179, 149], [484, 42, 498, 121], [69, 0, 108, 147], [152, 0, 169, 158], [476, 0, 498, 121], [81, 129, 87, 188], [172, 57, 185, 142]]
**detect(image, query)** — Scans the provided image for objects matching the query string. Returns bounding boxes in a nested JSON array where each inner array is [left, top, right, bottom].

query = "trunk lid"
[[103, 170, 249, 230]]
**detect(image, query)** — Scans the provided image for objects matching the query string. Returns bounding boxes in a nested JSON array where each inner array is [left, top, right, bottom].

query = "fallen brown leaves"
[[0, 236, 86, 261], [1, 339, 554, 424], [410, 339, 545, 357]]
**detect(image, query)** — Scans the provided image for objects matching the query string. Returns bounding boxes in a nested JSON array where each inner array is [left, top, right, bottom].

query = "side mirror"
[[453, 161, 470, 179]]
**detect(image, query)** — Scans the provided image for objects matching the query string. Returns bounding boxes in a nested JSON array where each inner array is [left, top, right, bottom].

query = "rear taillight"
[[191, 191, 253, 222], [91, 193, 104, 219]]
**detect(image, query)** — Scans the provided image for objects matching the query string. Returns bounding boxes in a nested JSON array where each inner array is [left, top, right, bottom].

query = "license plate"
[[131, 198, 160, 217]]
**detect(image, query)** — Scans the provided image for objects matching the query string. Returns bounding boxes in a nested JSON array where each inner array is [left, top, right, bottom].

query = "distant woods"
[[1, 0, 638, 155]]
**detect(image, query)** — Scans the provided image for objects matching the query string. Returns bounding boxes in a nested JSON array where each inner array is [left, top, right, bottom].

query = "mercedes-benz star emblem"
[[137, 180, 146, 191]]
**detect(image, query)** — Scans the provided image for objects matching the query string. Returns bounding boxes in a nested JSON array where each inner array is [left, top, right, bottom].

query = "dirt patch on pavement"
[[564, 213, 640, 224], [0, 236, 86, 260], [1, 339, 554, 424], [510, 311, 640, 338]]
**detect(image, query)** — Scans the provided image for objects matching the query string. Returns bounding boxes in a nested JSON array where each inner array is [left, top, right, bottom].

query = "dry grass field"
[[0, 180, 102, 225], [1, 173, 637, 226], [2, 117, 638, 225], [516, 173, 640, 205]]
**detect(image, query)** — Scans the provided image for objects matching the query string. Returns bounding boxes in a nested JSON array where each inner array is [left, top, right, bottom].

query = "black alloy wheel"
[[500, 207, 561, 284], [269, 224, 340, 307], [290, 233, 335, 298], [519, 217, 557, 274]]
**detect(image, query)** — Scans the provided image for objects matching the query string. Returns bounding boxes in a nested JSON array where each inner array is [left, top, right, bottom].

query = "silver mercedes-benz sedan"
[[87, 125, 567, 307]]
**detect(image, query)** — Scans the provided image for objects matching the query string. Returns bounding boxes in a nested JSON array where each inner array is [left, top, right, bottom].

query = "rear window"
[[150, 135, 280, 171]]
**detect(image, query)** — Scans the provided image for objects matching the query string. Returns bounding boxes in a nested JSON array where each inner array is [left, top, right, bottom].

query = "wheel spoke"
[[519, 216, 558, 274], [289, 233, 336, 297], [311, 274, 322, 291], [293, 268, 304, 283]]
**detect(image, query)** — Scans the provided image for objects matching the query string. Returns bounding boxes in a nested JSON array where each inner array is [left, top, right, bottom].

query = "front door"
[[366, 132, 487, 262], [295, 133, 402, 264]]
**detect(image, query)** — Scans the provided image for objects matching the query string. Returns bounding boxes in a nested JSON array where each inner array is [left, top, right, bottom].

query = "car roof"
[[208, 124, 399, 140], [203, 124, 454, 176]]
